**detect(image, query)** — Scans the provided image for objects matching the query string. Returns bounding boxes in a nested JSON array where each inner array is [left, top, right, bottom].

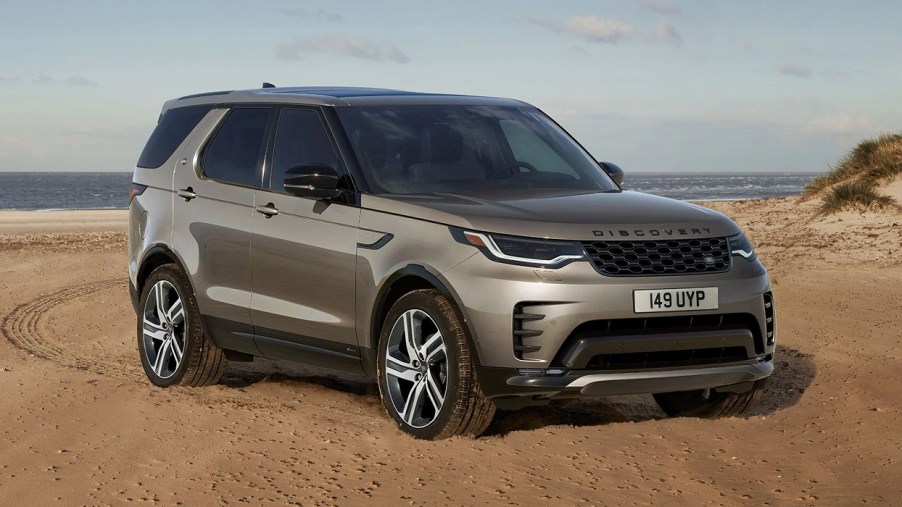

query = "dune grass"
[[818, 180, 897, 214], [805, 133, 902, 214]]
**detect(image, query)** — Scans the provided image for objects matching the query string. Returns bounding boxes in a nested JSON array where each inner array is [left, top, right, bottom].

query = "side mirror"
[[283, 163, 344, 199], [598, 161, 625, 185]]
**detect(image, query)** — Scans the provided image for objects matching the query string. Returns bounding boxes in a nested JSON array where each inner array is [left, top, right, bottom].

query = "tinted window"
[[203, 108, 270, 187], [270, 109, 340, 191], [137, 105, 211, 169], [335, 105, 617, 194]]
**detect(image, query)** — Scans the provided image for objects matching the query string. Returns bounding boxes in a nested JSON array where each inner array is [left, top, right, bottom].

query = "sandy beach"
[[1, 199, 900, 505]]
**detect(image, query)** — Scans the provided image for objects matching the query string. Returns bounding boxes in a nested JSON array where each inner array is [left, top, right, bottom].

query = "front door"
[[250, 107, 362, 372]]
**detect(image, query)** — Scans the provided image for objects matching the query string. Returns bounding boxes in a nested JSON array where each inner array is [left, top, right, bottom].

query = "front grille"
[[586, 347, 749, 370], [581, 238, 731, 276]]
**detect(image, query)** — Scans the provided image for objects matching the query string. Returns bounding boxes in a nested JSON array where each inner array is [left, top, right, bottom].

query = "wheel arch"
[[364, 264, 482, 376], [137, 244, 189, 296]]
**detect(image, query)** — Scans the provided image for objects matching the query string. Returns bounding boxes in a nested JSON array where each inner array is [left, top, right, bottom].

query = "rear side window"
[[137, 105, 212, 169], [202, 107, 271, 188]]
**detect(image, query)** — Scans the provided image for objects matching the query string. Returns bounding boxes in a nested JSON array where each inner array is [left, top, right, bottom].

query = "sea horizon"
[[0, 171, 822, 211]]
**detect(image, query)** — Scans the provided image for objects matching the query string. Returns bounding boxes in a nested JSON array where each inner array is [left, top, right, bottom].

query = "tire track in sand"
[[0, 278, 141, 381], [0, 279, 389, 430]]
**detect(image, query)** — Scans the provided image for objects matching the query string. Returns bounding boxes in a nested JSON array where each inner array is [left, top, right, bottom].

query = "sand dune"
[[0, 201, 899, 505]]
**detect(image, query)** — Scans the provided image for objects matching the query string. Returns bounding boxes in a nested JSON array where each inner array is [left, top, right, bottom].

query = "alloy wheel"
[[384, 309, 448, 428], [141, 280, 186, 379]]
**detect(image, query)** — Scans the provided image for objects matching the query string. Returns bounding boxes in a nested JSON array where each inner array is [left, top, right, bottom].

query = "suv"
[[129, 86, 775, 439]]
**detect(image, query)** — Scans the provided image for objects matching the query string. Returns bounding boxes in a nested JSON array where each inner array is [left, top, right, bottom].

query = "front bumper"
[[442, 252, 774, 370], [478, 358, 773, 410], [440, 247, 775, 407]]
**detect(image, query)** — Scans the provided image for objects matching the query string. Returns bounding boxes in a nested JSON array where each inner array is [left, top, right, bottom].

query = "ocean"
[[0, 172, 819, 211]]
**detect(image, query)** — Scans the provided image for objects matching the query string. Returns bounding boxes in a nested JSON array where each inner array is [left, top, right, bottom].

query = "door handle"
[[177, 187, 197, 201], [255, 202, 280, 218]]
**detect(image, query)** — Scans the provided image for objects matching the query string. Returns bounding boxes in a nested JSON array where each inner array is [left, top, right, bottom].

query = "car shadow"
[[221, 357, 377, 396], [216, 344, 815, 437]]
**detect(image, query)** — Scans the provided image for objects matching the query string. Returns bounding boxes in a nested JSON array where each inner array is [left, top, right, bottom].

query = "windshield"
[[335, 105, 619, 194]]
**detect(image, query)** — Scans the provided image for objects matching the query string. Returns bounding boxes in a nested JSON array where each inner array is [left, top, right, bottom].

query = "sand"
[[0, 199, 900, 505]]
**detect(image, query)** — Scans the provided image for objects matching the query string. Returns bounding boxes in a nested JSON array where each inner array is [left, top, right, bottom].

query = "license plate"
[[633, 287, 719, 313]]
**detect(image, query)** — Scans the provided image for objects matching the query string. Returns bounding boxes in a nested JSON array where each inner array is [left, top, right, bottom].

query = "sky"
[[0, 0, 899, 173]]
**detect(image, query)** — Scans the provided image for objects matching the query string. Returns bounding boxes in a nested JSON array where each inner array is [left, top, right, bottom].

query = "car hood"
[[361, 189, 740, 241]]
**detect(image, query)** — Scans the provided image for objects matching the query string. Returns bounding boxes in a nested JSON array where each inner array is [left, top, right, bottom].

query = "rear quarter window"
[[137, 105, 212, 169], [201, 107, 271, 188]]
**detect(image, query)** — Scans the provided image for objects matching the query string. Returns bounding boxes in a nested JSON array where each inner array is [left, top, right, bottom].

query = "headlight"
[[452, 228, 585, 268], [727, 231, 756, 261]]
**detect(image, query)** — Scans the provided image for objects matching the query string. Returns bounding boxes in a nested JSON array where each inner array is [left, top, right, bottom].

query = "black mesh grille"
[[581, 238, 731, 276], [586, 347, 749, 370]]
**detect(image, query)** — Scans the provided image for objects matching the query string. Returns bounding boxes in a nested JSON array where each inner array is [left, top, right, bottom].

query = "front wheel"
[[137, 264, 226, 387], [653, 379, 768, 418], [377, 289, 495, 439]]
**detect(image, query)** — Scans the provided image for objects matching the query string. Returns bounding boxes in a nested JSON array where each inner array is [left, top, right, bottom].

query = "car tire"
[[137, 264, 226, 387], [377, 289, 496, 439], [653, 379, 767, 418]]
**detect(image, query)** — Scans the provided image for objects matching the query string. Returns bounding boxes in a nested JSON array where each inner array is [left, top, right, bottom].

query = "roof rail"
[[178, 90, 233, 101]]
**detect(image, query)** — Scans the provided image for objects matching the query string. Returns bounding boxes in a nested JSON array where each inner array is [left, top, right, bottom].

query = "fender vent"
[[512, 304, 545, 359], [763, 292, 775, 345]]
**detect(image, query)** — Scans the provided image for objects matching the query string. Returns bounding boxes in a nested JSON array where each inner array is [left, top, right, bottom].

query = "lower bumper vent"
[[586, 346, 749, 370]]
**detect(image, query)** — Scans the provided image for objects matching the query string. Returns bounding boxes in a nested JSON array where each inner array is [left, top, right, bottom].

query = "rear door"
[[250, 107, 362, 372], [171, 106, 273, 355]]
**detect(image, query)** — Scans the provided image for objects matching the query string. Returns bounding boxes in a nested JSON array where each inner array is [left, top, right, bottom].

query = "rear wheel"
[[377, 289, 495, 439], [653, 379, 767, 418], [137, 264, 226, 387]]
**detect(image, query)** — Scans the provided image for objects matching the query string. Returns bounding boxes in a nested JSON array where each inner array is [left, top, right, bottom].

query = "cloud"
[[640, 1, 682, 15], [285, 7, 342, 22], [565, 15, 637, 44], [30, 73, 99, 87], [819, 69, 850, 80], [806, 114, 873, 133], [276, 35, 410, 63], [65, 75, 99, 87], [529, 15, 636, 44], [777, 62, 813, 79], [529, 15, 681, 46], [651, 19, 683, 46], [0, 76, 23, 83]]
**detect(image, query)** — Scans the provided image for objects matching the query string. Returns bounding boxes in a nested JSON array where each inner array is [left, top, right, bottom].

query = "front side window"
[[336, 105, 617, 194], [270, 108, 341, 192], [202, 107, 270, 187]]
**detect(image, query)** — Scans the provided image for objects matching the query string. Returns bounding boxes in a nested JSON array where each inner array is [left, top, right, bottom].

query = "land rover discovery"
[[128, 86, 775, 439]]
